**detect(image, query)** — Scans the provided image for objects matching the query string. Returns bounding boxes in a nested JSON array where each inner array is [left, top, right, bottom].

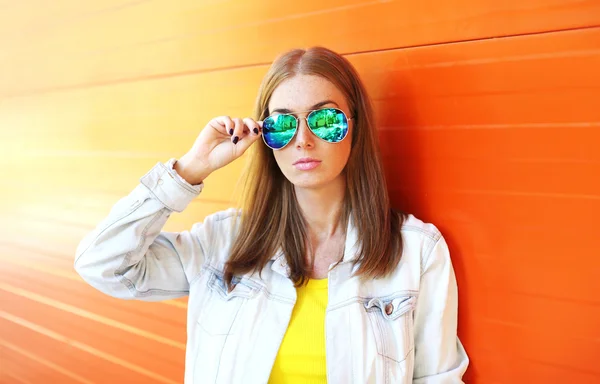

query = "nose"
[[294, 117, 314, 149]]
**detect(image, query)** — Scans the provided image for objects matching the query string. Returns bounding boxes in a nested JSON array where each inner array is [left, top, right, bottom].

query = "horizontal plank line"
[[6, 0, 379, 48], [482, 317, 599, 337], [0, 255, 82, 281], [0, 60, 274, 99], [520, 356, 600, 377], [483, 289, 600, 308], [20, 0, 153, 36], [0, 196, 232, 210], [0, 283, 186, 350], [17, 150, 176, 158], [390, 187, 600, 201], [2, 370, 35, 384], [345, 25, 600, 57], [0, 241, 73, 263], [3, 25, 598, 99], [71, 0, 390, 58], [379, 122, 600, 131], [0, 198, 232, 224], [0, 246, 188, 310], [408, 48, 600, 69], [0, 2, 153, 55], [0, 311, 180, 384], [440, 188, 600, 200], [0, 338, 95, 384], [382, 157, 600, 165]]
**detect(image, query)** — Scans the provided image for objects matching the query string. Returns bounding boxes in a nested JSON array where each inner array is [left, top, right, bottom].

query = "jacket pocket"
[[197, 271, 260, 336], [364, 293, 416, 363]]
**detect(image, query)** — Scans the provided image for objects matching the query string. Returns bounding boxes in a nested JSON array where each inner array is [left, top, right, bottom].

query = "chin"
[[288, 170, 342, 190], [291, 179, 326, 189], [286, 175, 318, 188]]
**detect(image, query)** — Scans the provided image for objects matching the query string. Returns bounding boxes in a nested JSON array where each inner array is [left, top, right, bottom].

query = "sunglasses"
[[262, 107, 352, 150]]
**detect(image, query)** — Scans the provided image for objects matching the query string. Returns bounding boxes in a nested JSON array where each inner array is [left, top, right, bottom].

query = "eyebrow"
[[270, 100, 339, 115]]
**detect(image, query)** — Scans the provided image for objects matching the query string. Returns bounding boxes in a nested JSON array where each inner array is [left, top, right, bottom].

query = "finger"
[[212, 116, 234, 135], [235, 124, 263, 154], [235, 117, 262, 150], [243, 117, 261, 136], [231, 117, 246, 145]]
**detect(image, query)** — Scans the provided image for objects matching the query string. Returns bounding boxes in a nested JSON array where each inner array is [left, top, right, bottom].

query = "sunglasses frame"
[[262, 107, 353, 150]]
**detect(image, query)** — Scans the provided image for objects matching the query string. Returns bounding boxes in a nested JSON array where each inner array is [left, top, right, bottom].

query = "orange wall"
[[1, 1, 599, 383]]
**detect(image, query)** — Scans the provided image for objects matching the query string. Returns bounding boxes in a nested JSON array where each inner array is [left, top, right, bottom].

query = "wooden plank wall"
[[1, 1, 599, 383]]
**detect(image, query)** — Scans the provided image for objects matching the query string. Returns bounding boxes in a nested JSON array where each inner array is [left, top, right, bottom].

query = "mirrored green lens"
[[263, 114, 297, 149], [307, 108, 348, 143]]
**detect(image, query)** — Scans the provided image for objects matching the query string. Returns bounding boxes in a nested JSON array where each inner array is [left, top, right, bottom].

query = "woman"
[[75, 46, 468, 383]]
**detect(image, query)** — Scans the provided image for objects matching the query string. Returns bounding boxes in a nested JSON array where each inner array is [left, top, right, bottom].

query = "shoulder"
[[189, 208, 242, 248], [203, 207, 242, 223], [398, 213, 446, 273], [191, 207, 242, 229], [400, 213, 442, 244]]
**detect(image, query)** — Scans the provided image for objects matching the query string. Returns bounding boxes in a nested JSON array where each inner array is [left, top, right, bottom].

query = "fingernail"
[[233, 136, 239, 144], [229, 129, 233, 135], [253, 128, 259, 134]]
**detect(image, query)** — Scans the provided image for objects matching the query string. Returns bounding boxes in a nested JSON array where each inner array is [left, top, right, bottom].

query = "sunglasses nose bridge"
[[299, 116, 309, 130], [293, 115, 314, 145]]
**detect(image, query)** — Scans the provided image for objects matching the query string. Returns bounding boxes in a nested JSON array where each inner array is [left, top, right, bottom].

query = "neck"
[[294, 176, 346, 241]]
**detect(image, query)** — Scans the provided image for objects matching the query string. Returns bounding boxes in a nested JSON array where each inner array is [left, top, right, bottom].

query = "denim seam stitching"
[[420, 235, 443, 278], [158, 161, 200, 196], [115, 208, 190, 297], [186, 211, 242, 285], [74, 201, 142, 265], [370, 309, 412, 364], [197, 265, 295, 304], [142, 181, 179, 212], [401, 225, 439, 241], [187, 239, 211, 286], [328, 291, 418, 312], [214, 301, 244, 381]]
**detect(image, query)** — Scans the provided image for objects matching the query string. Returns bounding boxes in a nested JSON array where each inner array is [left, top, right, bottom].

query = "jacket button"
[[385, 303, 394, 315]]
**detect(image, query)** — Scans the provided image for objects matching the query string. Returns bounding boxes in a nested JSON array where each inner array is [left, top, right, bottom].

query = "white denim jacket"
[[74, 159, 469, 384]]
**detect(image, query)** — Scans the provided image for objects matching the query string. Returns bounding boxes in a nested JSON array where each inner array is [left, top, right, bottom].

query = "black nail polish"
[[229, 129, 233, 135], [253, 128, 259, 134], [233, 136, 239, 144]]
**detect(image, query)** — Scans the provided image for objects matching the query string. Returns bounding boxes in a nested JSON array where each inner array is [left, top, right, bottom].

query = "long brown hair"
[[224, 46, 405, 287]]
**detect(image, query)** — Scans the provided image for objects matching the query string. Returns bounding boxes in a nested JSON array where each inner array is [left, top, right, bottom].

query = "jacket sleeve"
[[412, 234, 469, 383], [74, 159, 215, 301]]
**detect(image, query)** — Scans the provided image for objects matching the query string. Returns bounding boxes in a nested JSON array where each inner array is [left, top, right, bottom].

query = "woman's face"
[[267, 74, 352, 190]]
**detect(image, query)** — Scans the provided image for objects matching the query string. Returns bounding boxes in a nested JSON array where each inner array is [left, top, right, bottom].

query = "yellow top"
[[268, 278, 329, 383]]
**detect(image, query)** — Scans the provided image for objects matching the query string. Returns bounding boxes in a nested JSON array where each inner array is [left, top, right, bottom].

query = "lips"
[[293, 157, 321, 165], [293, 158, 321, 171]]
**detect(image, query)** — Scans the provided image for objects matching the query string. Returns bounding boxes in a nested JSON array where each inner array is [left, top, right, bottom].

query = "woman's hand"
[[174, 116, 263, 185]]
